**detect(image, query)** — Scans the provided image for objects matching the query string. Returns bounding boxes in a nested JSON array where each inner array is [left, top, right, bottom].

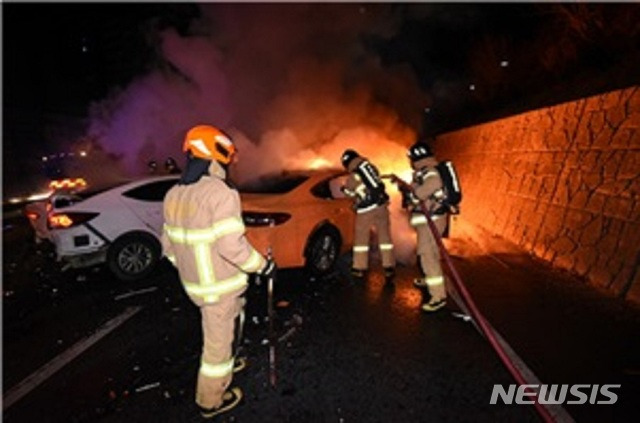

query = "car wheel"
[[305, 225, 341, 275], [107, 232, 160, 281]]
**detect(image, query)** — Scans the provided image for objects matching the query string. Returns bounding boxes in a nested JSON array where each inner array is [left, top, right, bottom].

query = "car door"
[[120, 178, 178, 234]]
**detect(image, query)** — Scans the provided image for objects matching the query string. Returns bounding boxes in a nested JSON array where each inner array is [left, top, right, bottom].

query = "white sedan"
[[47, 170, 354, 281], [48, 175, 179, 281]]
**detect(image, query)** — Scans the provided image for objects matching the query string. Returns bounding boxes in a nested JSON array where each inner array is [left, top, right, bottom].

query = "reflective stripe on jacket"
[[162, 161, 265, 304]]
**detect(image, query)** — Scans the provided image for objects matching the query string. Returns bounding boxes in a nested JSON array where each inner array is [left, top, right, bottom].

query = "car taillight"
[[242, 212, 291, 227], [48, 212, 99, 229]]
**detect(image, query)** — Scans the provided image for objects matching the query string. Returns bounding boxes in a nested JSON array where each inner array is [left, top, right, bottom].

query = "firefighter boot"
[[199, 387, 243, 419], [384, 267, 396, 287], [422, 298, 446, 312]]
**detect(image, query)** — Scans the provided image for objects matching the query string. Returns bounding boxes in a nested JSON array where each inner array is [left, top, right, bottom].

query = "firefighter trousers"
[[195, 293, 246, 409], [413, 213, 448, 301], [352, 205, 395, 271]]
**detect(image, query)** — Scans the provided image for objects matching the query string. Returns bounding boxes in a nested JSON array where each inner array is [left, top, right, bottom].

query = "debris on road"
[[452, 312, 472, 322], [135, 382, 160, 393], [278, 327, 297, 343]]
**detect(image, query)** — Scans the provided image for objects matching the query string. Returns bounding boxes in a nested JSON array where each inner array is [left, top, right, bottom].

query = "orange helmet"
[[183, 125, 236, 164]]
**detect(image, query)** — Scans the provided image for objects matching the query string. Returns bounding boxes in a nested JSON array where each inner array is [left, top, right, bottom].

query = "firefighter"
[[165, 156, 181, 174], [403, 141, 448, 312], [340, 149, 396, 284], [162, 124, 276, 419]]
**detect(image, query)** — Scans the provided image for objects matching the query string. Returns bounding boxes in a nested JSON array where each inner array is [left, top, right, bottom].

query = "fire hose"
[[266, 220, 277, 389], [384, 174, 558, 423]]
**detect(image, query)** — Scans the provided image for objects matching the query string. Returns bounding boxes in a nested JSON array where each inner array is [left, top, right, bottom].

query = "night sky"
[[3, 2, 639, 197]]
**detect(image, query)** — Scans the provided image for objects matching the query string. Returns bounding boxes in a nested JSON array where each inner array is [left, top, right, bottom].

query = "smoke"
[[84, 4, 428, 172], [83, 3, 431, 263]]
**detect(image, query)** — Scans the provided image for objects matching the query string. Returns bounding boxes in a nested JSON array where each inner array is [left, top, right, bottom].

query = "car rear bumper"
[[59, 248, 108, 270], [51, 225, 110, 269]]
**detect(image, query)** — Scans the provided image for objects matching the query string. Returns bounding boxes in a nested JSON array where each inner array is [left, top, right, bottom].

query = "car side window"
[[311, 176, 348, 200], [122, 179, 178, 202]]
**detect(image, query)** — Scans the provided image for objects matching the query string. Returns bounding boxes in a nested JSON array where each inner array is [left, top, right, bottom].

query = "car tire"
[[107, 231, 161, 281], [305, 225, 341, 276]]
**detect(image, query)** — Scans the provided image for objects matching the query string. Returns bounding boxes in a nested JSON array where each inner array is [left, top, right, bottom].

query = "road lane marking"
[[114, 286, 158, 301], [3, 306, 143, 411]]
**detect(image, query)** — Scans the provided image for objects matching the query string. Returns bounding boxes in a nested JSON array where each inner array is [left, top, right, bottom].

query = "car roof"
[[237, 168, 345, 194]]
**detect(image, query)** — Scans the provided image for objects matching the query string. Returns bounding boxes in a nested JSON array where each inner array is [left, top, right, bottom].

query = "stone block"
[[550, 235, 577, 255], [570, 208, 595, 228], [574, 246, 596, 276], [539, 176, 556, 200], [598, 179, 628, 197], [603, 196, 633, 220], [569, 188, 590, 210], [578, 216, 603, 246], [606, 102, 627, 129], [575, 124, 593, 149], [583, 172, 603, 191], [603, 150, 627, 178], [593, 125, 616, 150], [617, 149, 640, 179], [588, 110, 606, 137], [542, 206, 565, 237], [611, 128, 633, 149], [588, 266, 613, 289], [576, 150, 597, 170], [583, 94, 603, 112], [625, 87, 640, 113], [554, 253, 575, 271], [585, 192, 606, 214], [603, 90, 624, 111], [618, 221, 640, 252], [597, 219, 624, 262]]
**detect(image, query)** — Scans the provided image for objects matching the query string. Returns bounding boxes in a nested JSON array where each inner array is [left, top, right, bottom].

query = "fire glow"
[[287, 136, 418, 265]]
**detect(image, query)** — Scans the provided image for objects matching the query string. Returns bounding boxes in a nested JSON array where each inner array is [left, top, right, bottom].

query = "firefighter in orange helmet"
[[162, 124, 276, 419], [404, 141, 448, 312], [340, 149, 396, 284]]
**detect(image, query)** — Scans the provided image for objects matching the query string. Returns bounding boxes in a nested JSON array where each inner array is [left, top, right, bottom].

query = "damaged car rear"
[[47, 175, 179, 281]]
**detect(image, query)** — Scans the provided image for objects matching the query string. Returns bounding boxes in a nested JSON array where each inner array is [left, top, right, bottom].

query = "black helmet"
[[341, 149, 359, 169], [407, 142, 433, 162]]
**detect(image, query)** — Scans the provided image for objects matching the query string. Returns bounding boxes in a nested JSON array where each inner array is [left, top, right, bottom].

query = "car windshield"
[[238, 173, 309, 194]]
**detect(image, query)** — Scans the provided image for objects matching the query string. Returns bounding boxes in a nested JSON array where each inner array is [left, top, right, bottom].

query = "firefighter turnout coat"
[[409, 156, 448, 302], [343, 156, 395, 272], [162, 161, 266, 410]]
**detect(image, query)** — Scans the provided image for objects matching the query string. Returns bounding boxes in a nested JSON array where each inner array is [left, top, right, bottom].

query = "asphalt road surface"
[[3, 214, 639, 422]]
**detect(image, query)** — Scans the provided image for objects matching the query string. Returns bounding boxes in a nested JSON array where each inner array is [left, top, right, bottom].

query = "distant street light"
[[469, 84, 476, 91], [500, 60, 509, 67]]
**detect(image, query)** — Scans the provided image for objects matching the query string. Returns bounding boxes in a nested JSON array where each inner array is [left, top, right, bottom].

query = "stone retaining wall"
[[435, 86, 640, 303]]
